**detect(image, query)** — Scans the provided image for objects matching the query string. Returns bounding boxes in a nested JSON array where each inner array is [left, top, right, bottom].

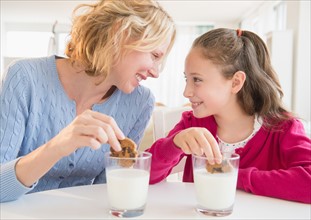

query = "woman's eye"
[[152, 53, 159, 59]]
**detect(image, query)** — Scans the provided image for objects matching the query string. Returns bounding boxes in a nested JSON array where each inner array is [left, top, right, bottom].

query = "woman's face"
[[109, 40, 170, 94], [184, 47, 234, 118]]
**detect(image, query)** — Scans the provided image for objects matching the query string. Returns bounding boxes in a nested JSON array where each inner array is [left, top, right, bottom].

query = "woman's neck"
[[56, 59, 113, 114]]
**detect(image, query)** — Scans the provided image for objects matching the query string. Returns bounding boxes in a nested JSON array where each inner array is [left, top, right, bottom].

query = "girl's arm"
[[237, 119, 311, 203], [146, 115, 188, 184]]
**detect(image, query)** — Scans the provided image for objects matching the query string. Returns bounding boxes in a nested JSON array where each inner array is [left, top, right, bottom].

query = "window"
[[141, 24, 214, 107], [1, 22, 70, 74]]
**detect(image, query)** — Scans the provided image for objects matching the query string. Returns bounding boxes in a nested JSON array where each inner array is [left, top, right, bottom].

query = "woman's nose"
[[148, 65, 159, 78]]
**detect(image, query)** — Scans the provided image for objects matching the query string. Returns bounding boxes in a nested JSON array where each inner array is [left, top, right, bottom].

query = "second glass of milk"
[[192, 153, 240, 217]]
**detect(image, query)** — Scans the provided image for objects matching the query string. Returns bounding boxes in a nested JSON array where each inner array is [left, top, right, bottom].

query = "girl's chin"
[[192, 110, 209, 118]]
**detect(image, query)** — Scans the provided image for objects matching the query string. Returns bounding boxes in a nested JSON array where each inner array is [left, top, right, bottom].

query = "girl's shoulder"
[[264, 116, 310, 139]]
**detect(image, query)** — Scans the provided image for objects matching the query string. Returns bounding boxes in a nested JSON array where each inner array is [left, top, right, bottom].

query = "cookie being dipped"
[[206, 161, 232, 174], [110, 137, 138, 167]]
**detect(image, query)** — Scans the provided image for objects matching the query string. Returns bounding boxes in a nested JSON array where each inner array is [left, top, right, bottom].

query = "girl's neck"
[[215, 112, 255, 144]]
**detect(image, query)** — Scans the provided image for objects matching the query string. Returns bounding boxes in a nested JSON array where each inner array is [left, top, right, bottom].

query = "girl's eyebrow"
[[185, 72, 203, 76]]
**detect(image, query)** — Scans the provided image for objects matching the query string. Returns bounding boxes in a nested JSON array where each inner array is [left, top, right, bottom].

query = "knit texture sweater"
[[0, 56, 155, 202], [147, 111, 311, 203]]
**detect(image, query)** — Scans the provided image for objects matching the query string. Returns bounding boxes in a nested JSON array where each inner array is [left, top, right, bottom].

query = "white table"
[[1, 182, 310, 219]]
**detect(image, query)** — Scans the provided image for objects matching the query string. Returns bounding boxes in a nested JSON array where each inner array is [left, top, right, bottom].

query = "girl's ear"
[[231, 71, 246, 94]]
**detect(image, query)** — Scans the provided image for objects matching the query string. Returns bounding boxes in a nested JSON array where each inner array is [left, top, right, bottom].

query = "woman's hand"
[[48, 109, 124, 157], [173, 127, 221, 164]]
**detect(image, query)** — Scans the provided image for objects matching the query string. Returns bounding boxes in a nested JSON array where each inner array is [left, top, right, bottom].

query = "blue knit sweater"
[[0, 56, 155, 202]]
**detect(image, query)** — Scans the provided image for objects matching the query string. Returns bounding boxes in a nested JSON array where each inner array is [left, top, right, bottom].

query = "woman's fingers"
[[87, 110, 125, 140], [76, 110, 124, 151]]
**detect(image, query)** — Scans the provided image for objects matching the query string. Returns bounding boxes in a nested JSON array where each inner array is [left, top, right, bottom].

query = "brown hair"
[[65, 0, 176, 79], [192, 28, 291, 129]]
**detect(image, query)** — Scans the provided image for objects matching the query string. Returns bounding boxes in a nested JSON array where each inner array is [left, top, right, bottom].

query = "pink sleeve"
[[146, 136, 184, 184], [146, 112, 192, 184], [237, 119, 311, 203]]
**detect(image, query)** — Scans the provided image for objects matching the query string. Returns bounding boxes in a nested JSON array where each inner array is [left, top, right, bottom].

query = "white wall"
[[241, 0, 310, 122], [1, 1, 309, 122], [289, 1, 311, 122]]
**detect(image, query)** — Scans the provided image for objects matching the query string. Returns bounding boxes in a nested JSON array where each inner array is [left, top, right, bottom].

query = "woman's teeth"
[[136, 74, 142, 82]]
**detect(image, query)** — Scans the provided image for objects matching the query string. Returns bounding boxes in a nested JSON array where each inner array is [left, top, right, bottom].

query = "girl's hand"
[[173, 127, 221, 164], [48, 110, 124, 157]]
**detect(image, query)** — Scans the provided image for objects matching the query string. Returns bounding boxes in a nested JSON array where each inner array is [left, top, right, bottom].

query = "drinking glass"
[[105, 151, 152, 218], [192, 153, 240, 217]]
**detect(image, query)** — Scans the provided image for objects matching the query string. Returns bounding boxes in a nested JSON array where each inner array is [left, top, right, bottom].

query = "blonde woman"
[[0, 0, 175, 202]]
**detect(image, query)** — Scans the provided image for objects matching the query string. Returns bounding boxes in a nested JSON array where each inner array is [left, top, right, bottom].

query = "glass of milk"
[[105, 151, 152, 218], [192, 153, 240, 217]]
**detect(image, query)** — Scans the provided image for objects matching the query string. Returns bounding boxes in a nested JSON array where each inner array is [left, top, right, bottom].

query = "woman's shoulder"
[[7, 56, 53, 70], [3, 56, 55, 82]]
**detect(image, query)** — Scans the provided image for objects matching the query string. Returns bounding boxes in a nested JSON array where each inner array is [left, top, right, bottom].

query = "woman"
[[0, 0, 176, 202]]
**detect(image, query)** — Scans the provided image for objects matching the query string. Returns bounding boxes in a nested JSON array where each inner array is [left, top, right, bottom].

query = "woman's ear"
[[231, 71, 246, 93]]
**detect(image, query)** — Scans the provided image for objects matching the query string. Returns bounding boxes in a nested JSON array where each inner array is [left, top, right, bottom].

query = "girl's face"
[[109, 40, 170, 94], [184, 47, 234, 118]]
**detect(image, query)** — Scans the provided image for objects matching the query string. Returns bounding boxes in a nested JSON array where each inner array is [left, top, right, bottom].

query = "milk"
[[194, 168, 238, 210], [106, 168, 150, 210]]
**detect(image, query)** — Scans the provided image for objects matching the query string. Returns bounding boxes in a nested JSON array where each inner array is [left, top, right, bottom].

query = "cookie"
[[110, 137, 138, 167], [206, 160, 232, 174]]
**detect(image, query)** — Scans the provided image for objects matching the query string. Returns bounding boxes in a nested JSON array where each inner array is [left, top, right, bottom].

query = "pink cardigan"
[[146, 111, 311, 204]]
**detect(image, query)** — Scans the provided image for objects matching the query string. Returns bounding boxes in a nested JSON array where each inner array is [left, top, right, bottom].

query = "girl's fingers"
[[203, 131, 222, 164], [180, 142, 192, 154], [186, 137, 203, 156]]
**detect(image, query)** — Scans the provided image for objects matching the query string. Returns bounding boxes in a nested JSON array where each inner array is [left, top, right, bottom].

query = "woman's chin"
[[121, 86, 136, 94]]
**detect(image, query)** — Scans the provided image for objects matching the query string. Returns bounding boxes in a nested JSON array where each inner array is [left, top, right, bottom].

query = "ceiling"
[[1, 0, 266, 25]]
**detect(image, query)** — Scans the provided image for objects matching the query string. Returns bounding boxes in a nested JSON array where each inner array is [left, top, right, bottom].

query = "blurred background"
[[1, 0, 310, 124]]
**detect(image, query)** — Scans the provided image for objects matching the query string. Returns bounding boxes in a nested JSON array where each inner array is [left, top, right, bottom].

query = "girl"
[[0, 0, 175, 202], [147, 28, 311, 204]]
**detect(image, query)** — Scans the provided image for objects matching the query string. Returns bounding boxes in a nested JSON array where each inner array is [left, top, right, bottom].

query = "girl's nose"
[[183, 83, 193, 98]]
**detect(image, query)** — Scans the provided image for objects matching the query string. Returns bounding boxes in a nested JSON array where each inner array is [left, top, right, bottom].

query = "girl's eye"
[[193, 77, 202, 82]]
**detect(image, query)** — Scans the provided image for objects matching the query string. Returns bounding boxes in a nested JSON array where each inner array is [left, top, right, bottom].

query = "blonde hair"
[[65, 0, 176, 78]]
